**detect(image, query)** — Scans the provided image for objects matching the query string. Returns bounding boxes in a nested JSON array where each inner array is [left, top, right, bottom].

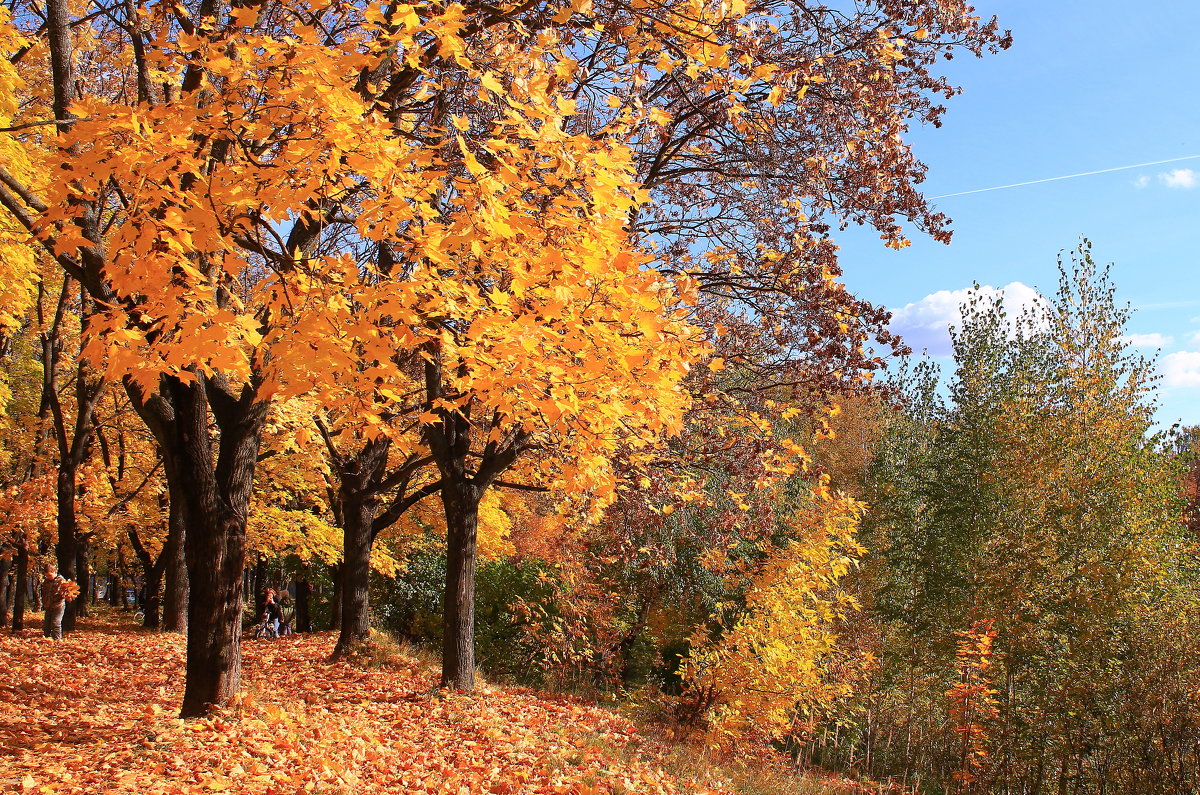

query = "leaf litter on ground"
[[0, 614, 734, 795], [1, 610, 868, 794]]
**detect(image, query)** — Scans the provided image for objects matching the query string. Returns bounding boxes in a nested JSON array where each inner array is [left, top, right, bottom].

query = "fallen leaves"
[[0, 612, 741, 794]]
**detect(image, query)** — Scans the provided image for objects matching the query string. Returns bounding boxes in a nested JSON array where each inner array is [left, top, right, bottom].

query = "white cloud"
[[1122, 332, 1174, 348], [889, 282, 1046, 357], [1161, 351, 1200, 388], [1160, 168, 1200, 189], [1189, 329, 1200, 346], [1133, 175, 1150, 189]]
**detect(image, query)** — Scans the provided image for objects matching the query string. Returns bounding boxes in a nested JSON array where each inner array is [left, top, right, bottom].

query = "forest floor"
[[1, 609, 875, 795]]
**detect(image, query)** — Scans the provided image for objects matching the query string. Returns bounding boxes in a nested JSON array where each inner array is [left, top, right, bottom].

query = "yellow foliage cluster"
[[682, 490, 864, 744], [0, 9, 38, 332]]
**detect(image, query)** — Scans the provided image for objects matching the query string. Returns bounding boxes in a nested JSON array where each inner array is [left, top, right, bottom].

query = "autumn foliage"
[[946, 621, 999, 794], [1, 614, 873, 794], [0, 0, 1117, 789]]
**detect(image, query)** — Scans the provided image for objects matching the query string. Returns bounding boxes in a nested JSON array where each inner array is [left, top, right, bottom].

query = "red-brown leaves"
[[2, 614, 746, 794]]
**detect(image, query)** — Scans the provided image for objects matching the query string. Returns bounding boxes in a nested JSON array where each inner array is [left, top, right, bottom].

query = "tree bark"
[[252, 555, 267, 617], [169, 374, 268, 719], [143, 560, 164, 629], [332, 491, 376, 657], [328, 435, 390, 659], [162, 472, 189, 633], [295, 578, 312, 633], [329, 563, 342, 631], [0, 556, 11, 625], [74, 544, 90, 618], [441, 481, 481, 690], [11, 543, 27, 631], [128, 527, 165, 629], [55, 467, 80, 632], [422, 351, 527, 691], [43, 284, 105, 635], [123, 369, 268, 717]]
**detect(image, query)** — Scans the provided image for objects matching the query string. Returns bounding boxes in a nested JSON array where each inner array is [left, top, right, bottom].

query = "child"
[[262, 588, 283, 637], [41, 563, 68, 640]]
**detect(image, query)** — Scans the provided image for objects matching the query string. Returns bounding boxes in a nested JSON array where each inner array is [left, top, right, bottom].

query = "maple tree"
[[0, 316, 50, 630], [0, 0, 1014, 728], [34, 276, 107, 632], [0, 0, 714, 712]]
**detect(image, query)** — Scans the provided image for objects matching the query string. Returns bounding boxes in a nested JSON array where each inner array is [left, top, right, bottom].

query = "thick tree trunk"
[[332, 492, 375, 658], [11, 543, 28, 631], [181, 502, 245, 717], [441, 482, 481, 690], [162, 475, 189, 633], [171, 375, 268, 719]]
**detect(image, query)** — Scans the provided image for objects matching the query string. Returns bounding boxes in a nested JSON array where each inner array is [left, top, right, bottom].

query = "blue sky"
[[833, 0, 1200, 430]]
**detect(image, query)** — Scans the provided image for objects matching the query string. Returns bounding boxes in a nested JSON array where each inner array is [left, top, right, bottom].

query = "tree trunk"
[[116, 544, 134, 609], [123, 371, 267, 717], [422, 350, 528, 693], [252, 555, 267, 617], [180, 500, 245, 717], [0, 557, 10, 634], [295, 577, 312, 633], [144, 561, 164, 630], [170, 374, 268, 719], [162, 474, 189, 633], [11, 543, 28, 631], [317, 431, 392, 659], [332, 491, 376, 658], [74, 545, 90, 618], [329, 563, 342, 631], [55, 467, 81, 633], [441, 481, 481, 690], [129, 527, 165, 629], [0, 556, 11, 626]]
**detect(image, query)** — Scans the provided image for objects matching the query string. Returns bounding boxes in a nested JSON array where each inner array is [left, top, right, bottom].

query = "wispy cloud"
[[1160, 168, 1200, 188], [1161, 351, 1200, 389], [889, 283, 1046, 358], [1122, 332, 1173, 348], [1133, 175, 1150, 189]]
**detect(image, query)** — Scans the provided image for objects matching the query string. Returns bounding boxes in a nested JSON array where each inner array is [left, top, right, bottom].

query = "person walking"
[[41, 563, 68, 640], [262, 588, 283, 638]]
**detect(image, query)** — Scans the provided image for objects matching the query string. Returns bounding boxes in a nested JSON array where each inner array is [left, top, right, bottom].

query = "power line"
[[929, 154, 1200, 199]]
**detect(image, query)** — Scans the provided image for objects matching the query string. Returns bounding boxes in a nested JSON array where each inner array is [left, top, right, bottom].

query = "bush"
[[373, 549, 559, 683]]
